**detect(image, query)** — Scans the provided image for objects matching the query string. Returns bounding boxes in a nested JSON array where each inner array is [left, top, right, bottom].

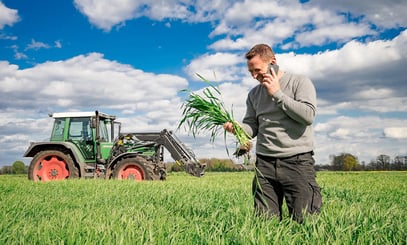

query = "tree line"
[[0, 161, 27, 175], [315, 153, 407, 171]]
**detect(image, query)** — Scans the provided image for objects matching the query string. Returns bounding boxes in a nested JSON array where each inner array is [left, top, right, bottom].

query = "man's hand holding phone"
[[261, 63, 281, 96]]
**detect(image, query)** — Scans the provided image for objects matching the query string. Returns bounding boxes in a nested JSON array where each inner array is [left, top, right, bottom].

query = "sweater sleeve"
[[272, 76, 317, 125], [241, 94, 258, 138]]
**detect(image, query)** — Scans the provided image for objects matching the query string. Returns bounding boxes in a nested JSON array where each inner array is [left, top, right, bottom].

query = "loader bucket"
[[184, 160, 206, 177]]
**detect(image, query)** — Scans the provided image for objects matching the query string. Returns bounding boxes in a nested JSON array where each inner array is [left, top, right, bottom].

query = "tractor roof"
[[49, 111, 116, 120]]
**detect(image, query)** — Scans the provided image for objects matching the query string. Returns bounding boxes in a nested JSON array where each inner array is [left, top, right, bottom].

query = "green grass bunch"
[[178, 74, 251, 156]]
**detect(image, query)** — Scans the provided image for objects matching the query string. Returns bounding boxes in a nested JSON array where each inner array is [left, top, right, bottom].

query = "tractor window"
[[68, 118, 92, 141], [99, 119, 112, 142], [50, 118, 65, 141]]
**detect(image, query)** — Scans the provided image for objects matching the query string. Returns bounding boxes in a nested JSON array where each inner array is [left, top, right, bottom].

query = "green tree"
[[343, 154, 359, 171], [12, 161, 27, 174], [0, 166, 13, 174], [331, 153, 359, 171]]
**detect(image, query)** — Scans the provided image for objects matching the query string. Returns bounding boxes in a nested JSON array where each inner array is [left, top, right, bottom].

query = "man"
[[224, 44, 322, 223]]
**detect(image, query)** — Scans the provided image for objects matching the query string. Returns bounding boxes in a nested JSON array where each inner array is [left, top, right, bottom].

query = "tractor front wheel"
[[28, 150, 78, 182], [112, 157, 157, 181]]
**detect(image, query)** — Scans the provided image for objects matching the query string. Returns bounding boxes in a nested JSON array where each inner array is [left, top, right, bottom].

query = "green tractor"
[[24, 111, 205, 181]]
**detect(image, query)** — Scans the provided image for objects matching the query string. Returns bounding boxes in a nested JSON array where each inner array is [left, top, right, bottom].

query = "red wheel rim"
[[118, 165, 144, 181], [35, 155, 69, 181]]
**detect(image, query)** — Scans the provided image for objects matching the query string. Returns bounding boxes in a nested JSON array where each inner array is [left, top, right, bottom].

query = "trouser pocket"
[[309, 183, 322, 214]]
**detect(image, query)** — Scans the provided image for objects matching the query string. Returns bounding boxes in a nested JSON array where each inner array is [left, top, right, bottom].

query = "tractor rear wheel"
[[112, 157, 159, 181], [28, 150, 78, 182]]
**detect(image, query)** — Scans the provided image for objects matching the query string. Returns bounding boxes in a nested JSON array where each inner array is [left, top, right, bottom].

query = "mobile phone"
[[267, 63, 279, 75]]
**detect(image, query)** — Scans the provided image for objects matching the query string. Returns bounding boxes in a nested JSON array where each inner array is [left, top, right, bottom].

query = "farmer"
[[224, 44, 322, 223]]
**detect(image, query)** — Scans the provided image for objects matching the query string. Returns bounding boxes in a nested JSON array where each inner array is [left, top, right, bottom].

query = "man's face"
[[247, 54, 270, 83]]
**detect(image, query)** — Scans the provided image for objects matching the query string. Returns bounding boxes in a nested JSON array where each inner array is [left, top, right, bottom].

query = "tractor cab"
[[50, 111, 118, 163]]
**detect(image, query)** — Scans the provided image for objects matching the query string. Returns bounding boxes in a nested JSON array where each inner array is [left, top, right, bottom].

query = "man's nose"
[[253, 73, 263, 81]]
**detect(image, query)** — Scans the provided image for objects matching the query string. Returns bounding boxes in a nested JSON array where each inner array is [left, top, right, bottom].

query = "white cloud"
[[279, 31, 406, 78], [54, 40, 62, 48], [384, 127, 407, 139], [0, 33, 17, 40], [25, 39, 50, 50], [357, 97, 407, 113], [209, 38, 250, 51], [328, 128, 350, 139], [73, 0, 234, 31], [295, 22, 375, 46], [355, 88, 394, 100], [73, 0, 140, 31], [310, 0, 407, 29], [0, 52, 188, 116], [0, 2, 19, 29], [184, 52, 243, 81]]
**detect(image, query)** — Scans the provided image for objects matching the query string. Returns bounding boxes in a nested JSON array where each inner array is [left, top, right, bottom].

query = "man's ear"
[[271, 56, 277, 64]]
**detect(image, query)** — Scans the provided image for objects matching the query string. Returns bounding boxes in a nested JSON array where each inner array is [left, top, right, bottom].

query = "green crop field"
[[0, 171, 406, 244]]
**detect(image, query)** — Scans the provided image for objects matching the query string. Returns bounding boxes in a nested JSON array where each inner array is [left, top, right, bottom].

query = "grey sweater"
[[242, 72, 317, 158]]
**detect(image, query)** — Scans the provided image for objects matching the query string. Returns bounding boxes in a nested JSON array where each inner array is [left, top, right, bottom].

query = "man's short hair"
[[245, 44, 275, 61]]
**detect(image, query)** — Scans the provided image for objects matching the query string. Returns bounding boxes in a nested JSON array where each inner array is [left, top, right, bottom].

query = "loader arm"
[[133, 129, 205, 177]]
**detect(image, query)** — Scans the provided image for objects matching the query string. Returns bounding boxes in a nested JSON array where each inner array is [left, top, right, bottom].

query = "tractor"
[[24, 111, 205, 181]]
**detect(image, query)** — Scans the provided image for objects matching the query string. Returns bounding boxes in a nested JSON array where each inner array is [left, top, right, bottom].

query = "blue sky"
[[0, 0, 406, 167]]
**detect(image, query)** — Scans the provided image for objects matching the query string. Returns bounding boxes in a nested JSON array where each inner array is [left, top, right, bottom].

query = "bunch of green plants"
[[178, 74, 251, 156]]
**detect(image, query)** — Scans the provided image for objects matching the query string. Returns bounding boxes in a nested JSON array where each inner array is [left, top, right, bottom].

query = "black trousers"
[[253, 152, 322, 223]]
